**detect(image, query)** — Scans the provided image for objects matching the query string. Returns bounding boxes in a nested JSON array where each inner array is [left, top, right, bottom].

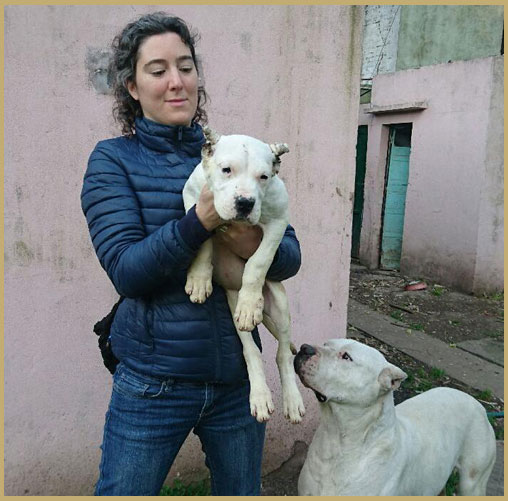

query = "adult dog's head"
[[294, 338, 407, 407], [201, 127, 289, 225]]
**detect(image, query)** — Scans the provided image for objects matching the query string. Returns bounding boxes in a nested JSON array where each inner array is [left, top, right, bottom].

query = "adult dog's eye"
[[260, 174, 269, 180], [341, 352, 353, 361], [222, 167, 231, 174]]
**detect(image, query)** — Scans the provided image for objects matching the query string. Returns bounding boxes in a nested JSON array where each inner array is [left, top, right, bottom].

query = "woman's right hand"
[[195, 185, 222, 231]]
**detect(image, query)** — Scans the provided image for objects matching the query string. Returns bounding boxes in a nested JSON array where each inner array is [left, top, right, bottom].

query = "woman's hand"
[[215, 224, 263, 260], [195, 185, 222, 231]]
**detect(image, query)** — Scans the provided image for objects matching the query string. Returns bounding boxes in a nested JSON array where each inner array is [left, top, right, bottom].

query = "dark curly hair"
[[109, 12, 208, 135]]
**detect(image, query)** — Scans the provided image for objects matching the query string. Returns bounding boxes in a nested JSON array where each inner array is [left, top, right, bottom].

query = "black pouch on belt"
[[93, 296, 124, 375]]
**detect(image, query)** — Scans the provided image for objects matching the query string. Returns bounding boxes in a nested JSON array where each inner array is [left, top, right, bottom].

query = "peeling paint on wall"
[[85, 47, 112, 95]]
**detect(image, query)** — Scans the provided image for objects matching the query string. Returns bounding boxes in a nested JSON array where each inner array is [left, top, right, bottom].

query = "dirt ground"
[[347, 262, 504, 439], [349, 262, 504, 345]]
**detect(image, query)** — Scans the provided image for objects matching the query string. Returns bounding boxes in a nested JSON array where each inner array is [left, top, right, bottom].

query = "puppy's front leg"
[[235, 220, 287, 331], [185, 240, 213, 303], [182, 166, 214, 303]]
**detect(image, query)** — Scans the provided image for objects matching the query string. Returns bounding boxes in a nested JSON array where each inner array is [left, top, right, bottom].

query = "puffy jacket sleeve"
[[81, 141, 212, 298], [266, 224, 302, 281]]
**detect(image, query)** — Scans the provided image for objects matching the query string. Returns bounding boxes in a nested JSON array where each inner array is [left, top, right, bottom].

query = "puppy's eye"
[[341, 352, 353, 361], [260, 174, 269, 180], [222, 167, 231, 174]]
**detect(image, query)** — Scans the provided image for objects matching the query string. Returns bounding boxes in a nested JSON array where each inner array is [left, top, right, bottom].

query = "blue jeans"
[[95, 362, 266, 496]]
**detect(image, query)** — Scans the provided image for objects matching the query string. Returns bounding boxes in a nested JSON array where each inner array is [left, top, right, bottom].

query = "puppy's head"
[[294, 338, 407, 407], [201, 128, 289, 224]]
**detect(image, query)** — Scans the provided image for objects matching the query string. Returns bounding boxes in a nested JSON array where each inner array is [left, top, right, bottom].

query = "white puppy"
[[182, 127, 305, 424], [294, 338, 496, 496]]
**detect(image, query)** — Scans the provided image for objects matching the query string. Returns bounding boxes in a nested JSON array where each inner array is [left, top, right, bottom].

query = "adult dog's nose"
[[294, 344, 317, 374], [300, 344, 317, 357], [235, 196, 255, 217]]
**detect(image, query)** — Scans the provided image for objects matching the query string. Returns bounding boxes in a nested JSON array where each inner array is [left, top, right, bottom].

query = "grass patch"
[[402, 367, 447, 394], [476, 389, 493, 401], [409, 322, 424, 331], [159, 478, 211, 496], [448, 319, 461, 326], [431, 285, 446, 297], [485, 330, 503, 339], [484, 290, 504, 301], [390, 311, 404, 321], [444, 469, 459, 495], [488, 415, 504, 440], [429, 367, 446, 379]]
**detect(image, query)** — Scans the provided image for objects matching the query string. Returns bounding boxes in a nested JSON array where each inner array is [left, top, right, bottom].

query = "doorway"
[[351, 125, 368, 258], [379, 123, 412, 270]]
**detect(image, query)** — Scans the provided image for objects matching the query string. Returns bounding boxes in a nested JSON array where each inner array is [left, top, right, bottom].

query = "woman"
[[81, 12, 301, 496]]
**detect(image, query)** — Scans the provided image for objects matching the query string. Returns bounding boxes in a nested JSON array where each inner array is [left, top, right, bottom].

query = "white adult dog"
[[294, 338, 496, 496], [182, 127, 305, 424]]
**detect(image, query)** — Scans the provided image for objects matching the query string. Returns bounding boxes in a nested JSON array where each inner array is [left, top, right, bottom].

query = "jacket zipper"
[[209, 295, 222, 381], [178, 126, 183, 142]]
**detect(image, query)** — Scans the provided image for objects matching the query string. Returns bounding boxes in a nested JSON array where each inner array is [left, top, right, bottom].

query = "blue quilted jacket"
[[81, 117, 301, 383]]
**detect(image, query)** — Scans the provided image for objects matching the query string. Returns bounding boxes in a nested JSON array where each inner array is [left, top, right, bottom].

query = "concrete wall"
[[4, 5, 363, 495], [397, 5, 504, 71], [359, 56, 503, 293], [361, 5, 400, 82]]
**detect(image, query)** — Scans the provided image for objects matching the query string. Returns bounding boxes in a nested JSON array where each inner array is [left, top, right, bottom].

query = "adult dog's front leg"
[[235, 220, 287, 331], [185, 239, 213, 303], [226, 289, 274, 422]]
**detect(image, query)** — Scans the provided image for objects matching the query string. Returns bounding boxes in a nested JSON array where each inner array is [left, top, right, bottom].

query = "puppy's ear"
[[202, 126, 221, 158], [378, 364, 407, 392], [270, 143, 289, 175]]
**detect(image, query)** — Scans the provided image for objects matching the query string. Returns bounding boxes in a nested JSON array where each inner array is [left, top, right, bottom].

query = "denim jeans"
[[95, 362, 266, 496]]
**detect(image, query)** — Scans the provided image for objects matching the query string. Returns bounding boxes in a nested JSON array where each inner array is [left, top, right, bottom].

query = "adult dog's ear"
[[378, 364, 407, 392], [270, 143, 289, 175], [202, 126, 221, 158]]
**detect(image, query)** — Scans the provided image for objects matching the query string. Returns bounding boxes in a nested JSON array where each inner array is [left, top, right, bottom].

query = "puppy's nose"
[[235, 196, 255, 216], [300, 344, 317, 357]]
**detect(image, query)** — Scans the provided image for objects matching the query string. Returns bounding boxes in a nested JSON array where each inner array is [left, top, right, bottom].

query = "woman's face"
[[127, 32, 198, 127]]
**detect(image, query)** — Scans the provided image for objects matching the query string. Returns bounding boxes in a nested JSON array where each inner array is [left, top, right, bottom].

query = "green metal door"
[[351, 126, 368, 258], [380, 125, 412, 270]]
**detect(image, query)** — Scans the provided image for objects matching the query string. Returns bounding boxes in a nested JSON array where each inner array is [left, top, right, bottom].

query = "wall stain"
[[13, 241, 34, 266], [240, 32, 252, 54]]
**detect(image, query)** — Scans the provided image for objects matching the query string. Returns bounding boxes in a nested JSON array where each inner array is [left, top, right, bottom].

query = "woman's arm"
[[265, 224, 302, 281], [81, 141, 213, 298], [216, 224, 302, 282]]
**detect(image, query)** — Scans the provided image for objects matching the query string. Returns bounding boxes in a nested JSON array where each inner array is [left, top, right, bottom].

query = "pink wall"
[[359, 56, 503, 292], [4, 5, 363, 495]]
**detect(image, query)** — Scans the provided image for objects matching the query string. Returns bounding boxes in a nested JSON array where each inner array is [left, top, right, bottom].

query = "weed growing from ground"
[[390, 311, 404, 321], [431, 285, 446, 297], [159, 478, 211, 496]]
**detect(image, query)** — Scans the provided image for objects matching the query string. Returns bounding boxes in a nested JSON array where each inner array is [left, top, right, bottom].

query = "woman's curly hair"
[[109, 12, 208, 135]]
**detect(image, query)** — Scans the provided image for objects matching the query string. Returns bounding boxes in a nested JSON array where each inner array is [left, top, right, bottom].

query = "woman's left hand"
[[215, 224, 263, 260]]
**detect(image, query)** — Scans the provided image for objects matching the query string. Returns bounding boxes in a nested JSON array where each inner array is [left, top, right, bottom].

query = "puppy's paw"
[[250, 385, 275, 423], [234, 291, 264, 331], [185, 273, 213, 304], [283, 390, 306, 424]]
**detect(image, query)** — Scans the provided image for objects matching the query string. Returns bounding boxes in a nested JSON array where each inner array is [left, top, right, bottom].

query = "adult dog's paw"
[[185, 273, 213, 304], [234, 290, 264, 331], [250, 385, 275, 422]]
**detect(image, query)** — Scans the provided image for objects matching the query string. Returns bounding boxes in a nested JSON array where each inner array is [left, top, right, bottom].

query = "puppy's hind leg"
[[226, 289, 274, 423], [262, 280, 305, 424]]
